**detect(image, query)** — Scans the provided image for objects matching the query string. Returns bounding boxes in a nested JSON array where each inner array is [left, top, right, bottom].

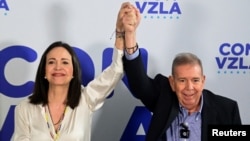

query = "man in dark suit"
[[123, 51, 242, 141], [121, 3, 242, 141]]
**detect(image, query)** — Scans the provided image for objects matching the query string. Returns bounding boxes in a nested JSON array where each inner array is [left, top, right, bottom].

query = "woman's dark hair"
[[29, 41, 82, 109]]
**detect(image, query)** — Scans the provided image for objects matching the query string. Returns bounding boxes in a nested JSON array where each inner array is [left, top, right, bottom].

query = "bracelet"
[[109, 29, 125, 40], [125, 43, 138, 55], [116, 30, 125, 38], [116, 34, 124, 38]]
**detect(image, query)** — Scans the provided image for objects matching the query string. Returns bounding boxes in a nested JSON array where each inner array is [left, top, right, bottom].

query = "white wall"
[[1, 0, 249, 140]]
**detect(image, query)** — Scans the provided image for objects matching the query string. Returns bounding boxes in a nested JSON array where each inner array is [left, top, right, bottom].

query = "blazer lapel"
[[201, 92, 217, 141]]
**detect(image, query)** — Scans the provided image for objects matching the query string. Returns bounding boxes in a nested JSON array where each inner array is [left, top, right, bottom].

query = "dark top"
[[123, 50, 242, 141]]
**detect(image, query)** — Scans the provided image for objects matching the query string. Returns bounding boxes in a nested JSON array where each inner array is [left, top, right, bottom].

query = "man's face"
[[169, 64, 205, 113]]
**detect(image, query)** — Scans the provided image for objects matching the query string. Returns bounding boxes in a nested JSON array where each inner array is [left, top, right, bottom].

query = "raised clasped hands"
[[116, 2, 141, 33]]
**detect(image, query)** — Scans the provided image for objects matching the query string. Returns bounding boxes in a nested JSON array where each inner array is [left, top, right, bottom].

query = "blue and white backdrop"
[[1, 0, 250, 140]]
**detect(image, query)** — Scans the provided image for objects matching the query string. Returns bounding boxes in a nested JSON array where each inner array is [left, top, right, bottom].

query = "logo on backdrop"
[[0, 0, 9, 15], [216, 42, 250, 74], [134, 0, 181, 20]]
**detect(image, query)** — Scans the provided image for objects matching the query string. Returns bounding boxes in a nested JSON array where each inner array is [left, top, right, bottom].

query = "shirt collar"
[[179, 93, 204, 114]]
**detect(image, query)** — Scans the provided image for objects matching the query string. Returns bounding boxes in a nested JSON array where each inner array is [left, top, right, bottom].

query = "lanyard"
[[45, 105, 68, 141]]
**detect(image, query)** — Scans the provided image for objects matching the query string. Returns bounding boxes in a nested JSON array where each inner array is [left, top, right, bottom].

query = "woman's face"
[[45, 47, 73, 87]]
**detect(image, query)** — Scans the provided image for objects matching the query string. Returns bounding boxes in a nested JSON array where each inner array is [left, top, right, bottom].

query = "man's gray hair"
[[171, 52, 203, 75]]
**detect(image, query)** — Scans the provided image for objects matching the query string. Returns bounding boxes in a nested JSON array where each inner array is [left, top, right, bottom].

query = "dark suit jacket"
[[123, 51, 242, 141]]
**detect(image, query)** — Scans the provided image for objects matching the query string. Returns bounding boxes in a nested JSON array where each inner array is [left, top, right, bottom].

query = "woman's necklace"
[[45, 105, 67, 141]]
